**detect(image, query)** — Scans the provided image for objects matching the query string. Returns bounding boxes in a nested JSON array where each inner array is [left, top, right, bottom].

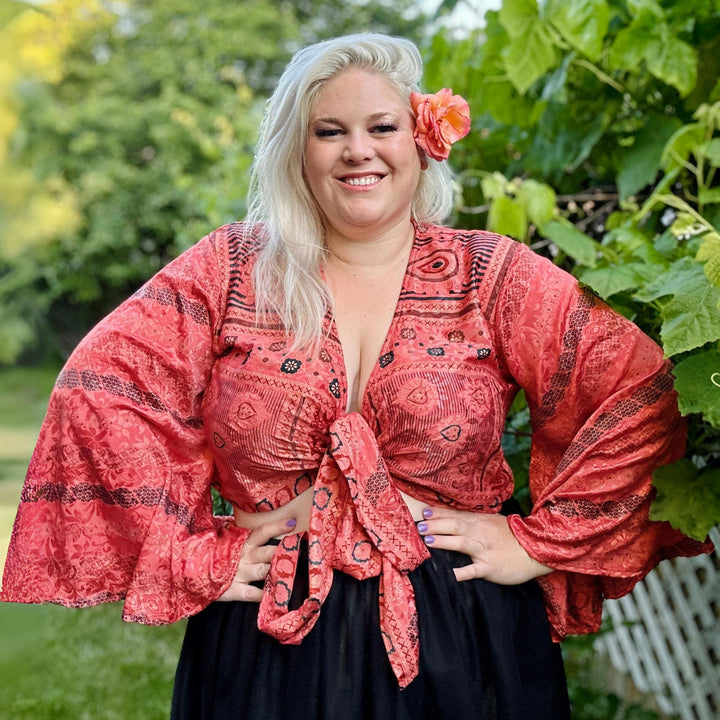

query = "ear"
[[417, 147, 428, 171]]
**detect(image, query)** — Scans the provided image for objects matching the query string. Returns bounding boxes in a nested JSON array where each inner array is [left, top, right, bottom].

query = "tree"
[[0, 0, 427, 361]]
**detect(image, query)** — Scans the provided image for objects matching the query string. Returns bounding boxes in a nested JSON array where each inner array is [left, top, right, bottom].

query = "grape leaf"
[[616, 115, 682, 199], [634, 258, 720, 355], [546, 0, 609, 61], [542, 219, 597, 266], [651, 460, 720, 541], [672, 348, 720, 428], [577, 263, 644, 297], [488, 195, 527, 239], [516, 179, 557, 230], [500, 0, 559, 94]]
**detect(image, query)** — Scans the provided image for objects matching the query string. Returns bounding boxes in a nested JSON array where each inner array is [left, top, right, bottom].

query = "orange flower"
[[410, 88, 471, 161]]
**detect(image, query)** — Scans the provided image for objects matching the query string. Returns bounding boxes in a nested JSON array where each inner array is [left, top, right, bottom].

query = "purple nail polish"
[[424, 535, 435, 545], [422, 508, 433, 519], [286, 518, 297, 528], [417, 522, 428, 533]]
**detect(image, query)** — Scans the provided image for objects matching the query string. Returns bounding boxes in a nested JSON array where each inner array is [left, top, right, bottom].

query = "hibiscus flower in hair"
[[410, 88, 471, 162]]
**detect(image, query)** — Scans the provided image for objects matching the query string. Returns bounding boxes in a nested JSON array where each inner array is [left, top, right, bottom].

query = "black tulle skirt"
[[170, 535, 570, 720]]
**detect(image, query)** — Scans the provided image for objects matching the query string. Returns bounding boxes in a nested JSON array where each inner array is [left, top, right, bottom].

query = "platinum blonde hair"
[[247, 33, 455, 349]]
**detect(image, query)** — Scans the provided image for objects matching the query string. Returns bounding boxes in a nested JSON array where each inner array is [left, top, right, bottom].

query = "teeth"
[[344, 176, 380, 186]]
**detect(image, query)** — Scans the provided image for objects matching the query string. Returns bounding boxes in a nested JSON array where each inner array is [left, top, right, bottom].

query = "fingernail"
[[422, 508, 433, 519], [417, 522, 428, 533], [286, 518, 297, 528], [424, 535, 435, 545]]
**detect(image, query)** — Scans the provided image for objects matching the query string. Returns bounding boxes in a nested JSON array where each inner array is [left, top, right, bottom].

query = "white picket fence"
[[596, 526, 720, 720]]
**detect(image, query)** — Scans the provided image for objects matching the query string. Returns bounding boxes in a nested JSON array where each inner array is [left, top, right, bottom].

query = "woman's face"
[[304, 68, 423, 243]]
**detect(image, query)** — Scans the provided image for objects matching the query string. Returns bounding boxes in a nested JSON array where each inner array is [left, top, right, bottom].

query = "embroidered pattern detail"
[[281, 358, 302, 374], [134, 284, 211, 326], [56, 368, 203, 428], [534, 289, 597, 430], [545, 494, 647, 519], [21, 482, 204, 532], [556, 371, 675, 474]]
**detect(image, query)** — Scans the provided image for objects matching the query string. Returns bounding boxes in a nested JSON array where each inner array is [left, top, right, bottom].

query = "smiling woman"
[[1, 33, 711, 720]]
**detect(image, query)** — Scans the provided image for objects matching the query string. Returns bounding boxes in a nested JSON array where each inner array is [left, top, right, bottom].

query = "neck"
[[324, 220, 415, 269]]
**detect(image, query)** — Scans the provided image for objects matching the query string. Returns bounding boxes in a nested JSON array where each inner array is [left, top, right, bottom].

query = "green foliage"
[[0, 0, 427, 361], [651, 460, 720, 541], [425, 0, 720, 538]]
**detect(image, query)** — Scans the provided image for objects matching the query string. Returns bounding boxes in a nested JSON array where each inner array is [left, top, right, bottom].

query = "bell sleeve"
[[493, 241, 713, 639], [1, 225, 251, 624]]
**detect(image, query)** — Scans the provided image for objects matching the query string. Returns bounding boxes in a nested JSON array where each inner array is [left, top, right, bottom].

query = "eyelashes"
[[312, 124, 399, 138]]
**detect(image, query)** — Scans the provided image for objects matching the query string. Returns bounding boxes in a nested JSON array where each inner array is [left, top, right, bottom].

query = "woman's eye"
[[314, 128, 342, 138], [372, 124, 398, 134]]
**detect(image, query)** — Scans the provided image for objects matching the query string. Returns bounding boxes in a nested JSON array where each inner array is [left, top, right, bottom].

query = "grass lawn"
[[0, 366, 185, 720]]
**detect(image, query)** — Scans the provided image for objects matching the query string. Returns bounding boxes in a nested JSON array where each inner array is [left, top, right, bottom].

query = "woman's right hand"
[[218, 517, 298, 602]]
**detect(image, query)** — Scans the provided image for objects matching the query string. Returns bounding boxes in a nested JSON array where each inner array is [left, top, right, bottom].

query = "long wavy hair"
[[247, 33, 455, 349]]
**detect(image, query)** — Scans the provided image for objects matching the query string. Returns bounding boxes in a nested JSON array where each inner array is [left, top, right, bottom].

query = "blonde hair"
[[247, 33, 454, 348]]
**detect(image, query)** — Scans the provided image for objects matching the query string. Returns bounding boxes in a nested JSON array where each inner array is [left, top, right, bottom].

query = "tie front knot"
[[257, 412, 429, 687]]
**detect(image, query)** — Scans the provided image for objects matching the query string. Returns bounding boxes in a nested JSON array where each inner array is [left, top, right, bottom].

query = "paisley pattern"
[[1, 222, 712, 688]]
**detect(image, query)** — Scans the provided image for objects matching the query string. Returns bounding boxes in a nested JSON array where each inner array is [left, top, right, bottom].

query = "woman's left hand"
[[416, 506, 553, 585]]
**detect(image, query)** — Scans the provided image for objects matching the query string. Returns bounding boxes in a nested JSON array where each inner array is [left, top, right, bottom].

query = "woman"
[[2, 34, 711, 719]]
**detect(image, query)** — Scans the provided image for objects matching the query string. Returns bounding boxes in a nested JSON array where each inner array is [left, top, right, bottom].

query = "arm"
[[495, 242, 711, 636], [2, 225, 256, 622]]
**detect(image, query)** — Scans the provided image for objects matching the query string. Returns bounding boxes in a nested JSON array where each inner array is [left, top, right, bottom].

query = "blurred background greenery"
[[1, 0, 719, 717]]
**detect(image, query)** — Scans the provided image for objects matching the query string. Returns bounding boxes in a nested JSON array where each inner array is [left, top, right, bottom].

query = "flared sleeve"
[[492, 241, 713, 639], [1, 225, 250, 624]]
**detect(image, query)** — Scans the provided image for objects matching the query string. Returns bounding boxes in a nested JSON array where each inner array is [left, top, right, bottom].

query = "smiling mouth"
[[341, 175, 384, 186]]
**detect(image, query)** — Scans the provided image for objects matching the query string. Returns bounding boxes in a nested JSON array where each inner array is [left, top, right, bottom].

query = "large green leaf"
[[577, 263, 645, 298], [651, 460, 720, 541], [542, 220, 597, 266], [546, 0, 609, 61], [645, 34, 698, 98], [636, 258, 720, 355], [516, 179, 557, 229], [500, 0, 559, 94], [672, 348, 720, 427], [498, 0, 538, 39], [488, 195, 528, 239], [661, 123, 707, 170], [609, 10, 698, 96], [616, 115, 682, 199]]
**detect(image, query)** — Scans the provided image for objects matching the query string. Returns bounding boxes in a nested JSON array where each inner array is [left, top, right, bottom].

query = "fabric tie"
[[256, 412, 430, 687]]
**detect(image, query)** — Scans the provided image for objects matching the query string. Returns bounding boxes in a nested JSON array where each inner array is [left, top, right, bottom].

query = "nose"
[[342, 130, 374, 163]]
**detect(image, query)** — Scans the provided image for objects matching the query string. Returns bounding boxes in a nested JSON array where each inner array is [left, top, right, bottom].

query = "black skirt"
[[171, 536, 570, 720]]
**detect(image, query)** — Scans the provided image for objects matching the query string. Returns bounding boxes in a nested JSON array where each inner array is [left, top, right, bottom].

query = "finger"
[[245, 517, 298, 549], [243, 542, 279, 565], [235, 560, 271, 584], [226, 582, 265, 602], [416, 516, 465, 538], [453, 563, 491, 582], [218, 577, 265, 602], [419, 531, 476, 556]]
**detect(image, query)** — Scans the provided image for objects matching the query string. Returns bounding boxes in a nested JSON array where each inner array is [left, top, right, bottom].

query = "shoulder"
[[417, 224, 533, 310], [205, 222, 265, 264]]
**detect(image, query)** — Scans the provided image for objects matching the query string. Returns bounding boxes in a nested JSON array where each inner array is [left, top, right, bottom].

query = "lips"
[[340, 174, 384, 187]]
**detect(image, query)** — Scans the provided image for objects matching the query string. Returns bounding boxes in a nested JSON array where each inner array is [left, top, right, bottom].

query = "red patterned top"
[[1, 222, 711, 687]]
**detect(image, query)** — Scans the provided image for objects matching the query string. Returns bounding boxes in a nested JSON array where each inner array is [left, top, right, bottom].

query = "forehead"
[[309, 68, 407, 116]]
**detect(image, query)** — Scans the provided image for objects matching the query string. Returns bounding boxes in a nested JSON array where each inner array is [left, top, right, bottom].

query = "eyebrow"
[[311, 111, 401, 125]]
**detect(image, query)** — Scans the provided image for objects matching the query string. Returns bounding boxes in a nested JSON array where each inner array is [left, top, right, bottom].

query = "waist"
[[233, 488, 428, 534]]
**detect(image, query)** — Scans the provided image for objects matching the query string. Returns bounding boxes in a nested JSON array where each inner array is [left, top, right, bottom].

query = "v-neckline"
[[326, 228, 417, 416]]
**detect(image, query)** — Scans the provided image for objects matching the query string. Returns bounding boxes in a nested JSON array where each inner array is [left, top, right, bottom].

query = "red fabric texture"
[[2, 222, 712, 687]]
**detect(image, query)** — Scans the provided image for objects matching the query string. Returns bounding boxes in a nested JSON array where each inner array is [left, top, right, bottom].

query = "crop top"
[[1, 222, 711, 687]]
